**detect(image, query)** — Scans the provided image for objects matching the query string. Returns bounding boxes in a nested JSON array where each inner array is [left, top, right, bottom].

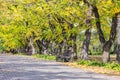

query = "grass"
[[77, 60, 120, 71], [14, 53, 56, 61], [32, 54, 56, 61]]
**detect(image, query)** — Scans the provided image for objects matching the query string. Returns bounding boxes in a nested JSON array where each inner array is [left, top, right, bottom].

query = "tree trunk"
[[36, 39, 49, 54], [62, 43, 73, 62], [73, 41, 77, 60], [42, 40, 49, 54], [102, 41, 112, 62], [69, 33, 77, 60], [102, 14, 118, 63], [29, 38, 36, 55], [116, 14, 120, 63], [116, 45, 120, 63], [49, 42, 56, 55], [36, 40, 42, 54], [92, 5, 106, 45], [56, 41, 64, 62], [81, 29, 91, 60], [81, 2, 92, 60]]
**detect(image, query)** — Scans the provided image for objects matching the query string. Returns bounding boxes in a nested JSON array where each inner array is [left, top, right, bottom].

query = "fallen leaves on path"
[[60, 62, 120, 76]]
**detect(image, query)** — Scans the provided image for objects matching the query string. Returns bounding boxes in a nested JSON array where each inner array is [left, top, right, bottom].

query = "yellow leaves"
[[65, 7, 71, 11], [0, 25, 26, 50], [59, 10, 70, 17], [64, 24, 69, 30], [35, 7, 43, 13], [80, 1, 84, 6], [100, 0, 113, 5], [103, 26, 110, 33], [97, 0, 114, 15], [0, 26, 10, 34], [1, 26, 7, 31], [98, 0, 120, 17], [25, 27, 41, 42], [14, 14, 23, 22], [112, 8, 120, 15], [22, 0, 36, 4], [65, 6, 78, 14], [3, 38, 19, 50], [107, 0, 112, 5], [25, 28, 34, 38]]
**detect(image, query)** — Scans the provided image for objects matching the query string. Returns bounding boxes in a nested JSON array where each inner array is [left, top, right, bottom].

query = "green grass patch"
[[15, 53, 26, 55], [104, 62, 120, 71], [33, 54, 56, 61], [77, 60, 120, 71]]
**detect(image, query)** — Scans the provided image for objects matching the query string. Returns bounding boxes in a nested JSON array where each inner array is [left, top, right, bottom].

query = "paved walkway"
[[0, 54, 120, 80]]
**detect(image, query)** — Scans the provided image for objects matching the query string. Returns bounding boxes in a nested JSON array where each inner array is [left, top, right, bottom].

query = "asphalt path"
[[0, 54, 120, 80]]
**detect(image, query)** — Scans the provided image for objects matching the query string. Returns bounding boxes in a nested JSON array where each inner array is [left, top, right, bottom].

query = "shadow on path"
[[0, 55, 119, 80]]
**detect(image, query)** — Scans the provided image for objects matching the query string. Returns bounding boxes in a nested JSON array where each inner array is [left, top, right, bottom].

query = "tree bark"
[[92, 5, 106, 45], [29, 38, 36, 55], [36, 40, 42, 54], [116, 13, 120, 63], [56, 41, 65, 62], [102, 41, 112, 62], [36, 39, 50, 54], [81, 29, 91, 60], [102, 14, 118, 63], [73, 38, 77, 60], [116, 45, 120, 63], [81, 1, 92, 60]]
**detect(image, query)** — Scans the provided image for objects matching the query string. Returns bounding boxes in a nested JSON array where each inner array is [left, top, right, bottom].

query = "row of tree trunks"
[[36, 37, 77, 62]]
